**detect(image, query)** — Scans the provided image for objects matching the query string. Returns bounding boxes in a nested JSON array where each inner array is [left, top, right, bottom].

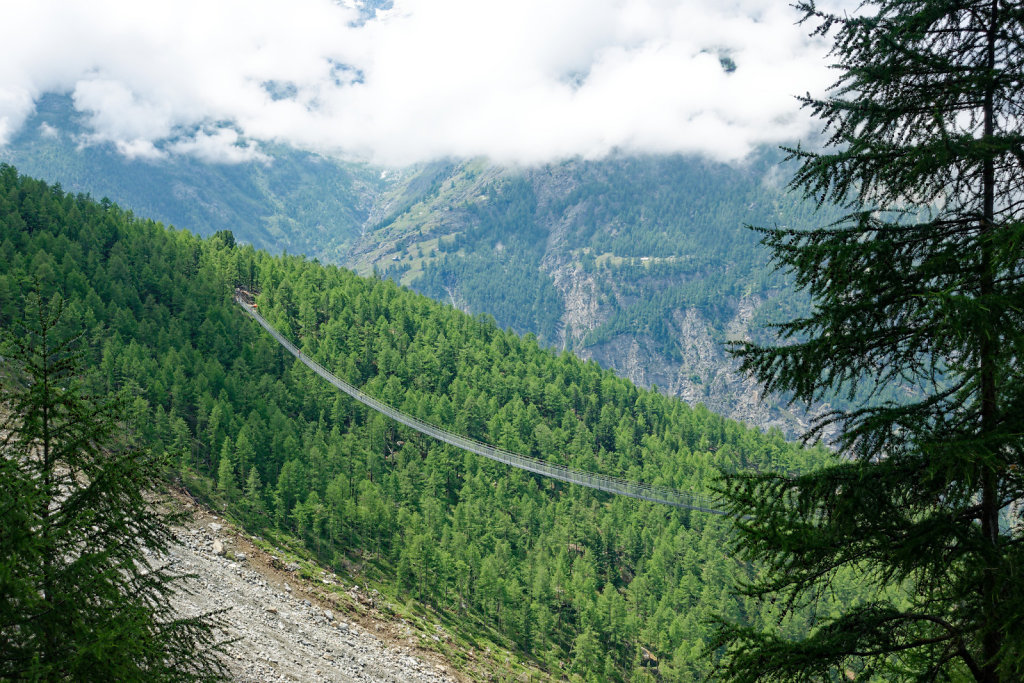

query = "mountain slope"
[[0, 94, 382, 257], [363, 153, 828, 435], [1, 109, 827, 435], [0, 165, 853, 680]]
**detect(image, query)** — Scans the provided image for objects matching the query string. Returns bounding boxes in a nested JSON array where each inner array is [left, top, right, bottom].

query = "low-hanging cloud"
[[0, 0, 842, 166]]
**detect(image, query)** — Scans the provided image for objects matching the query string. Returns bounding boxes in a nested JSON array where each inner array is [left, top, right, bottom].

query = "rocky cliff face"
[[549, 262, 608, 349], [567, 296, 815, 439], [540, 248, 810, 437], [348, 156, 831, 440]]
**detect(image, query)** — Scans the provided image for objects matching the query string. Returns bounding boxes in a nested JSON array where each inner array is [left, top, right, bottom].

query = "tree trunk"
[[977, 2, 1001, 680]]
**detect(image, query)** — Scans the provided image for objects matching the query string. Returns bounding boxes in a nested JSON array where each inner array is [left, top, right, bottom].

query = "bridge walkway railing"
[[237, 295, 727, 514]]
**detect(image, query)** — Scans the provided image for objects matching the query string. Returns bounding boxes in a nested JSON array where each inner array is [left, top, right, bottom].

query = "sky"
[[0, 0, 841, 167]]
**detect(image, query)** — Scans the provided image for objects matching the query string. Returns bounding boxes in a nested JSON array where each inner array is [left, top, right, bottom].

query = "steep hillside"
[[364, 154, 829, 435], [0, 166, 854, 680], [167, 495, 462, 682], [0, 94, 382, 257], [1, 111, 827, 435], [168, 488, 547, 682]]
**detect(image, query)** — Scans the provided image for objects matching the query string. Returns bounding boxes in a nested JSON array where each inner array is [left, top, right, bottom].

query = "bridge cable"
[[237, 295, 729, 514]]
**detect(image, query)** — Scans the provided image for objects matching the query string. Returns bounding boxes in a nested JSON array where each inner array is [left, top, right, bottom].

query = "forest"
[[0, 164, 853, 680], [402, 150, 835, 360], [3, 96, 827, 374]]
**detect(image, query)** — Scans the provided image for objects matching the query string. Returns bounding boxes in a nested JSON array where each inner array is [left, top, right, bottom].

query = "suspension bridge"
[[236, 292, 727, 514]]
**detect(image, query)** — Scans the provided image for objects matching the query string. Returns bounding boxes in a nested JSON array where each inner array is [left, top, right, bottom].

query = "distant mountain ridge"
[[1, 97, 828, 436], [1, 93, 383, 256]]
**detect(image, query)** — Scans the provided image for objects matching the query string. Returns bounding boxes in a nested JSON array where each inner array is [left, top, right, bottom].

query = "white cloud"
[[168, 129, 270, 164], [73, 78, 176, 149], [0, 0, 846, 166], [38, 122, 59, 139]]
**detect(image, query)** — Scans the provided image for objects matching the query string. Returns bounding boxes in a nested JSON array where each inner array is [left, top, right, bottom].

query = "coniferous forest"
[[0, 164, 850, 679], [3, 0, 1022, 680]]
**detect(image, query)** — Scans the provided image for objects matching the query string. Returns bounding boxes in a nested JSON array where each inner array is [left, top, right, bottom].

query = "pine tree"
[[716, 1, 1024, 681], [216, 437, 237, 502], [0, 293, 228, 680], [242, 468, 268, 527]]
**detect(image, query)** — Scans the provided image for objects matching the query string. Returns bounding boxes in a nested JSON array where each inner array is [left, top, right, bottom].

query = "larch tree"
[[716, 1, 1024, 681], [0, 293, 228, 681]]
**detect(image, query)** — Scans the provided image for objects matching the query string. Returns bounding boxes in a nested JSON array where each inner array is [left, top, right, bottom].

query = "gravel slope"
[[165, 496, 462, 683]]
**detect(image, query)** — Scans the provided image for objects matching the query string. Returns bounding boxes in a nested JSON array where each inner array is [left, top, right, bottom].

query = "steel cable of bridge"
[[237, 294, 729, 515]]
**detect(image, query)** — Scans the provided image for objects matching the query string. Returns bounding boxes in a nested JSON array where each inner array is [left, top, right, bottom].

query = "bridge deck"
[[237, 294, 726, 514]]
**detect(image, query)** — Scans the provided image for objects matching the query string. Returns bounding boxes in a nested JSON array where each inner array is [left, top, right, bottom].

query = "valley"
[[5, 2, 1020, 679], [1, 104, 830, 438], [0, 167, 844, 680]]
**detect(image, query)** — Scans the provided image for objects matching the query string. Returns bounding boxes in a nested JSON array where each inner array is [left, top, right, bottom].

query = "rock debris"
[[167, 508, 459, 683]]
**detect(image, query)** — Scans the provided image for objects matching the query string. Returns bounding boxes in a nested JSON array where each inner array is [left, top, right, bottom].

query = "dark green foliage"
[[403, 151, 834, 356], [0, 163, 843, 679], [0, 291, 228, 681], [719, 1, 1024, 681], [413, 176, 563, 340]]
